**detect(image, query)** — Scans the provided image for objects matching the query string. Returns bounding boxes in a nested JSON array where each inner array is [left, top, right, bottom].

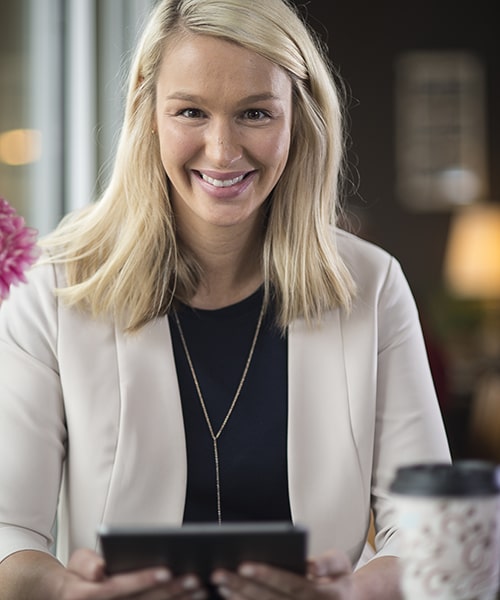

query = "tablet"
[[98, 521, 307, 582]]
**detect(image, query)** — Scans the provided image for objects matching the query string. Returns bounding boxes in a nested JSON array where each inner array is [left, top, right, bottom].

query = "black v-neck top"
[[168, 287, 291, 523]]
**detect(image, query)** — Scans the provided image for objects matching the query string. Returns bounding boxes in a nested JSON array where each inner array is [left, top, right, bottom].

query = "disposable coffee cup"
[[390, 461, 500, 600]]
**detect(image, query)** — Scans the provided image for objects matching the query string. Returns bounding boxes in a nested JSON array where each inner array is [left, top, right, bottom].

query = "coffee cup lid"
[[390, 461, 500, 496]]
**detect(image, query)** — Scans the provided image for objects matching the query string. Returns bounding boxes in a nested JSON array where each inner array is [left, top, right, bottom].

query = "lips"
[[196, 170, 252, 188], [200, 173, 246, 188], [193, 169, 257, 199]]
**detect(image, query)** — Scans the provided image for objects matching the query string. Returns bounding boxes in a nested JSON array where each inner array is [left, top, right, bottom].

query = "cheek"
[[159, 130, 196, 173], [264, 132, 291, 172]]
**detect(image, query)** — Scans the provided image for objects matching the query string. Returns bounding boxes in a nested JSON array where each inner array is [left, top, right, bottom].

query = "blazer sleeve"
[[0, 262, 66, 562], [369, 254, 451, 558]]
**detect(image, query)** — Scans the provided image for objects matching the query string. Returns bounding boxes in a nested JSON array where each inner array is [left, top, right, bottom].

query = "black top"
[[168, 287, 292, 523]]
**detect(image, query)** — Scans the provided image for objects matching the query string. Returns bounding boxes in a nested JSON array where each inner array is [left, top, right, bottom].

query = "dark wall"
[[294, 0, 500, 306]]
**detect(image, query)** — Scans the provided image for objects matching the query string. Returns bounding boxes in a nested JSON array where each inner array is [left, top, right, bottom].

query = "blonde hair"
[[42, 0, 356, 331]]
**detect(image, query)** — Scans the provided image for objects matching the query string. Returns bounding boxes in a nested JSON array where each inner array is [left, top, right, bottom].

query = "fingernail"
[[239, 564, 255, 577], [183, 575, 199, 590], [155, 568, 171, 582]]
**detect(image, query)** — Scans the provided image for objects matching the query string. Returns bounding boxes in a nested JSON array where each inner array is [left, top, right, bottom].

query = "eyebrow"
[[163, 92, 282, 104]]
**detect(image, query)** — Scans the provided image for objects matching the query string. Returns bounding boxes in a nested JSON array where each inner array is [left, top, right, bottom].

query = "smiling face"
[[155, 33, 293, 237]]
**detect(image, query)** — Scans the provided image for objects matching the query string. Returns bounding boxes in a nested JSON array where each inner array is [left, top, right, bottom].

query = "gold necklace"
[[173, 299, 266, 524]]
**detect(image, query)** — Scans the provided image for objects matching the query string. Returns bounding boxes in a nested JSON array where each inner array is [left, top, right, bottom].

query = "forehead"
[[156, 33, 292, 99]]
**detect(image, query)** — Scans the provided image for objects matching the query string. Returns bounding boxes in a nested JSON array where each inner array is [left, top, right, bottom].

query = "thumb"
[[67, 548, 107, 582]]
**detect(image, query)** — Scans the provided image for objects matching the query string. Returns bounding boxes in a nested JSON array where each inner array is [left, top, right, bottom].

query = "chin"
[[204, 207, 260, 229]]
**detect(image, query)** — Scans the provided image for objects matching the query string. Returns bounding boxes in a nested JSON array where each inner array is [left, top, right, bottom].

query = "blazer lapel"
[[288, 310, 367, 557], [102, 316, 187, 525]]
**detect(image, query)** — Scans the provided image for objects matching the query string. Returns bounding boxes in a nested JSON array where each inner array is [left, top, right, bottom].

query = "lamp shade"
[[444, 203, 500, 299]]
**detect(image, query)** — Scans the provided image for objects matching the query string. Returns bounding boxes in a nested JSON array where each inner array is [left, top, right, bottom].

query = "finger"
[[212, 568, 270, 600], [150, 573, 208, 600], [242, 563, 314, 598], [307, 550, 352, 580], [101, 571, 208, 600], [212, 564, 314, 600], [57, 564, 173, 600]]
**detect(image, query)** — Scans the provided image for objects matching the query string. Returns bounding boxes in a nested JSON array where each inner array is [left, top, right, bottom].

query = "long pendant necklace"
[[173, 299, 265, 524]]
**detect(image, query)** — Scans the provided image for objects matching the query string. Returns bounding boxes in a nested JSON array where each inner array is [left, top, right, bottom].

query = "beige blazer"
[[0, 230, 451, 567]]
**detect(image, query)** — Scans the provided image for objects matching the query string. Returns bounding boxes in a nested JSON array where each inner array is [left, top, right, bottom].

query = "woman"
[[0, 0, 451, 598]]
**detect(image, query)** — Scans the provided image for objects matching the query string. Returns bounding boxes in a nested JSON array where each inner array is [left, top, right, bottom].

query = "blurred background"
[[1, 0, 499, 461]]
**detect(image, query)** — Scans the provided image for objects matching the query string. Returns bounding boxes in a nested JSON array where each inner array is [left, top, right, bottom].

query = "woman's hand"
[[210, 549, 355, 599], [210, 552, 403, 600], [58, 548, 208, 599], [0, 548, 208, 600]]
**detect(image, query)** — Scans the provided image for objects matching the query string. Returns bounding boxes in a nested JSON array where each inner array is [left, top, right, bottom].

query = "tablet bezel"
[[98, 521, 307, 582]]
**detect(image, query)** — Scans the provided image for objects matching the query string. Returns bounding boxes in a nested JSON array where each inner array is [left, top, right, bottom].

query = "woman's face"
[[155, 33, 293, 233]]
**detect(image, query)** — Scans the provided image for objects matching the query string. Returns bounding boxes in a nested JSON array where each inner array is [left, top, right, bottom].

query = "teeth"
[[201, 173, 245, 187]]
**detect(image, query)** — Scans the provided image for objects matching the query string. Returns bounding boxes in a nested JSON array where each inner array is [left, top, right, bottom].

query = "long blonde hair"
[[42, 0, 356, 332]]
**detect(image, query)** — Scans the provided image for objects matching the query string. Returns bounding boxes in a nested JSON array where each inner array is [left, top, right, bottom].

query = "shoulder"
[[334, 228, 413, 305], [0, 257, 65, 358], [335, 228, 394, 272], [335, 228, 401, 283], [2, 254, 65, 308]]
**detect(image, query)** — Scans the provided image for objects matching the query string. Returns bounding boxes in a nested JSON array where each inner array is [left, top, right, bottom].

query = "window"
[[0, 0, 155, 236]]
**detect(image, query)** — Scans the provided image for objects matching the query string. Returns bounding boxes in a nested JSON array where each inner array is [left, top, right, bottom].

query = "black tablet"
[[98, 521, 307, 583]]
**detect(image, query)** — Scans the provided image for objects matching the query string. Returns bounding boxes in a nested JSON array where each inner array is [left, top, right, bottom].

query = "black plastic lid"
[[390, 461, 500, 497]]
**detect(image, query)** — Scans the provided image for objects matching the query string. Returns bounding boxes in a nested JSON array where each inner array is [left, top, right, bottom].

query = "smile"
[[200, 173, 246, 188]]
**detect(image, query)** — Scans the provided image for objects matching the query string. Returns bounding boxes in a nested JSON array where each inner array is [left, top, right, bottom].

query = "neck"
[[179, 216, 265, 310]]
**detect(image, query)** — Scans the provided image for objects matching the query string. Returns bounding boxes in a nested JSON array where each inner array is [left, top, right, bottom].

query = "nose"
[[205, 120, 242, 166]]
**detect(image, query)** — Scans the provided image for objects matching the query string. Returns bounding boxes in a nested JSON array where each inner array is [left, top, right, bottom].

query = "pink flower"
[[0, 198, 40, 300]]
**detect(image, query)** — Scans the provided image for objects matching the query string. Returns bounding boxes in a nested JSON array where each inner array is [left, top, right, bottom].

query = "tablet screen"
[[98, 521, 307, 582]]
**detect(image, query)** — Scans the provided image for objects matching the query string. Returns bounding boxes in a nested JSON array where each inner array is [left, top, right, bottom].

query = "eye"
[[243, 109, 270, 121], [179, 108, 204, 119]]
